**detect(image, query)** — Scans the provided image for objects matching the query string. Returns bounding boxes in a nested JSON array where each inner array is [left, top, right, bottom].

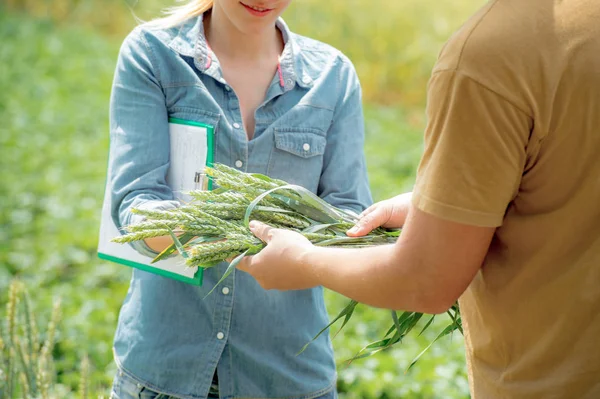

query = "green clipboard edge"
[[98, 252, 204, 285], [97, 117, 215, 286]]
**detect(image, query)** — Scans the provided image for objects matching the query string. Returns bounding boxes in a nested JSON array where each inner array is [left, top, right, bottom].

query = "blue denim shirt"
[[109, 14, 372, 399]]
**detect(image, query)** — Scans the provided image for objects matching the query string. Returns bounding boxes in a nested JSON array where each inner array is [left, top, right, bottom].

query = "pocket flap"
[[274, 128, 326, 158]]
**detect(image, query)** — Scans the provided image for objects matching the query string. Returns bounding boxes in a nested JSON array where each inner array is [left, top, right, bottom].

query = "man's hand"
[[237, 221, 318, 290], [236, 208, 494, 312], [347, 192, 412, 236]]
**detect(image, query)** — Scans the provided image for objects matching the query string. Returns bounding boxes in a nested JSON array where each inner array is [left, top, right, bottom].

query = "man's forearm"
[[305, 244, 445, 313], [239, 208, 493, 312]]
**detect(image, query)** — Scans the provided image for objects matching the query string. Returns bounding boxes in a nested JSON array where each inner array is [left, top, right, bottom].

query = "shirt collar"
[[168, 14, 312, 91]]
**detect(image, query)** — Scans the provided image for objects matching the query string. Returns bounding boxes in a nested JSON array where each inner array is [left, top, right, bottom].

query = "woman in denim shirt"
[[108, 0, 371, 398]]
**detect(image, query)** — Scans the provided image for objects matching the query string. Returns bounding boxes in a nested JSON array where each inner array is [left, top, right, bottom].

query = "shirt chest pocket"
[[268, 128, 327, 193]]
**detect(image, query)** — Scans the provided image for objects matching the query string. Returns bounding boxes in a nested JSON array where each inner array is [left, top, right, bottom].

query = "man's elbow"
[[419, 295, 457, 314], [390, 288, 459, 315]]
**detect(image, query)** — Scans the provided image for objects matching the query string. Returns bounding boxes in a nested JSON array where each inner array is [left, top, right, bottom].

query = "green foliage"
[[0, 3, 478, 398], [3, 0, 484, 106], [0, 10, 130, 395], [284, 0, 482, 105]]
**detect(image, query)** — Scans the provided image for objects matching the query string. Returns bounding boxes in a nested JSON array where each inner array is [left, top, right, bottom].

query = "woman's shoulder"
[[119, 18, 195, 57], [291, 33, 352, 65], [290, 32, 358, 81]]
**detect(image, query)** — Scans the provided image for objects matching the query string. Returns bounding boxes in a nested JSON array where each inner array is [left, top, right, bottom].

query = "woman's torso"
[[110, 15, 372, 399]]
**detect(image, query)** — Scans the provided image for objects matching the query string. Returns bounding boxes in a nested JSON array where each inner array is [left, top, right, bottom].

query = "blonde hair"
[[146, 0, 213, 29]]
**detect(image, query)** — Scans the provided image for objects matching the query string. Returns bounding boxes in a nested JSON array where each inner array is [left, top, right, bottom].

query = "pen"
[[194, 172, 202, 190]]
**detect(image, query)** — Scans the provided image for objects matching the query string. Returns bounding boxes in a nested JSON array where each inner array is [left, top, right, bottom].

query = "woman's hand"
[[347, 192, 412, 236], [145, 235, 176, 254]]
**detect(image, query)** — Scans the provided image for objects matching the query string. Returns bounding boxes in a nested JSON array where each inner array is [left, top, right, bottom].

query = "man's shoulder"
[[436, 0, 547, 72], [431, 0, 553, 112]]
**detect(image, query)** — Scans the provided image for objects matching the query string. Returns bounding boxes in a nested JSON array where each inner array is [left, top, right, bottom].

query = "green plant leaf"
[[346, 312, 425, 364], [272, 192, 343, 223], [446, 305, 463, 334], [187, 236, 226, 246], [382, 324, 397, 339], [151, 233, 195, 263], [302, 223, 337, 233], [399, 312, 423, 336], [391, 311, 402, 334], [314, 235, 395, 247], [298, 300, 358, 355], [418, 315, 436, 336], [254, 206, 295, 214], [203, 247, 259, 299], [407, 321, 460, 372], [249, 172, 277, 183], [241, 184, 342, 225], [346, 331, 403, 364], [383, 229, 402, 237], [166, 227, 189, 260]]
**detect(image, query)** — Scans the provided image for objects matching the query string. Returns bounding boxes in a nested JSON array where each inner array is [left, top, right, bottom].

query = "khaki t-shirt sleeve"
[[412, 69, 532, 227]]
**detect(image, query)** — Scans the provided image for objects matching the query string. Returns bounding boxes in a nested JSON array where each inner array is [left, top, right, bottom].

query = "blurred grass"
[[0, 1, 485, 397], [4, 0, 482, 106], [0, 8, 130, 394]]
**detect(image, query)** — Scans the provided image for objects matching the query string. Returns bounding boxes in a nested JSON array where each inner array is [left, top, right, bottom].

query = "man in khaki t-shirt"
[[410, 0, 600, 397], [237, 0, 600, 397]]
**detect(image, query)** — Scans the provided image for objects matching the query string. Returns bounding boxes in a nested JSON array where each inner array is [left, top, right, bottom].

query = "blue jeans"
[[110, 369, 338, 399]]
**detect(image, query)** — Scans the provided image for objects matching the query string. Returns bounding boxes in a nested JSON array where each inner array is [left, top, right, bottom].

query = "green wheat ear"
[[79, 354, 89, 399], [7, 281, 20, 346]]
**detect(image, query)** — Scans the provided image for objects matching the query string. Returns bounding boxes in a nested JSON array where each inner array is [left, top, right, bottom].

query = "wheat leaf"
[[298, 300, 358, 355], [151, 233, 195, 263], [203, 247, 259, 299], [418, 315, 436, 336], [407, 322, 459, 372], [166, 227, 189, 259]]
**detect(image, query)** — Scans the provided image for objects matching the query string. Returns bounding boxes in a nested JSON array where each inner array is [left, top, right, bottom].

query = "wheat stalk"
[[79, 354, 89, 399]]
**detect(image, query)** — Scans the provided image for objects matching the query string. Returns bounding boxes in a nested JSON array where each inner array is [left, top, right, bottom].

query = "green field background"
[[0, 1, 484, 397]]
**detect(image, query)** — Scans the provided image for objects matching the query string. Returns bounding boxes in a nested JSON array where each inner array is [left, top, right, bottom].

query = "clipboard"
[[97, 118, 215, 286]]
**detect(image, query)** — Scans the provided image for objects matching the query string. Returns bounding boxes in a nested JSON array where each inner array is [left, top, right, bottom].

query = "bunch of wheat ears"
[[114, 163, 462, 363]]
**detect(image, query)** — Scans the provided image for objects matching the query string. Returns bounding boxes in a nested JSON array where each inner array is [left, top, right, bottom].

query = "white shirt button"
[[303, 143, 311, 151], [302, 76, 311, 84], [235, 160, 243, 168], [217, 332, 225, 340], [233, 122, 241, 129], [222, 287, 230, 295]]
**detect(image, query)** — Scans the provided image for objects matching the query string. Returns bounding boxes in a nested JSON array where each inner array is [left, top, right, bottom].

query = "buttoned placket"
[[189, 49, 239, 397], [184, 16, 320, 396]]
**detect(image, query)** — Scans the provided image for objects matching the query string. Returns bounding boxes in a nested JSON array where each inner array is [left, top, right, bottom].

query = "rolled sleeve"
[[124, 199, 180, 257]]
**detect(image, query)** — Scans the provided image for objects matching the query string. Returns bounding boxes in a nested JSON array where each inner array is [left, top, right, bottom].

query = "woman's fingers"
[[347, 205, 391, 236], [359, 202, 379, 219]]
